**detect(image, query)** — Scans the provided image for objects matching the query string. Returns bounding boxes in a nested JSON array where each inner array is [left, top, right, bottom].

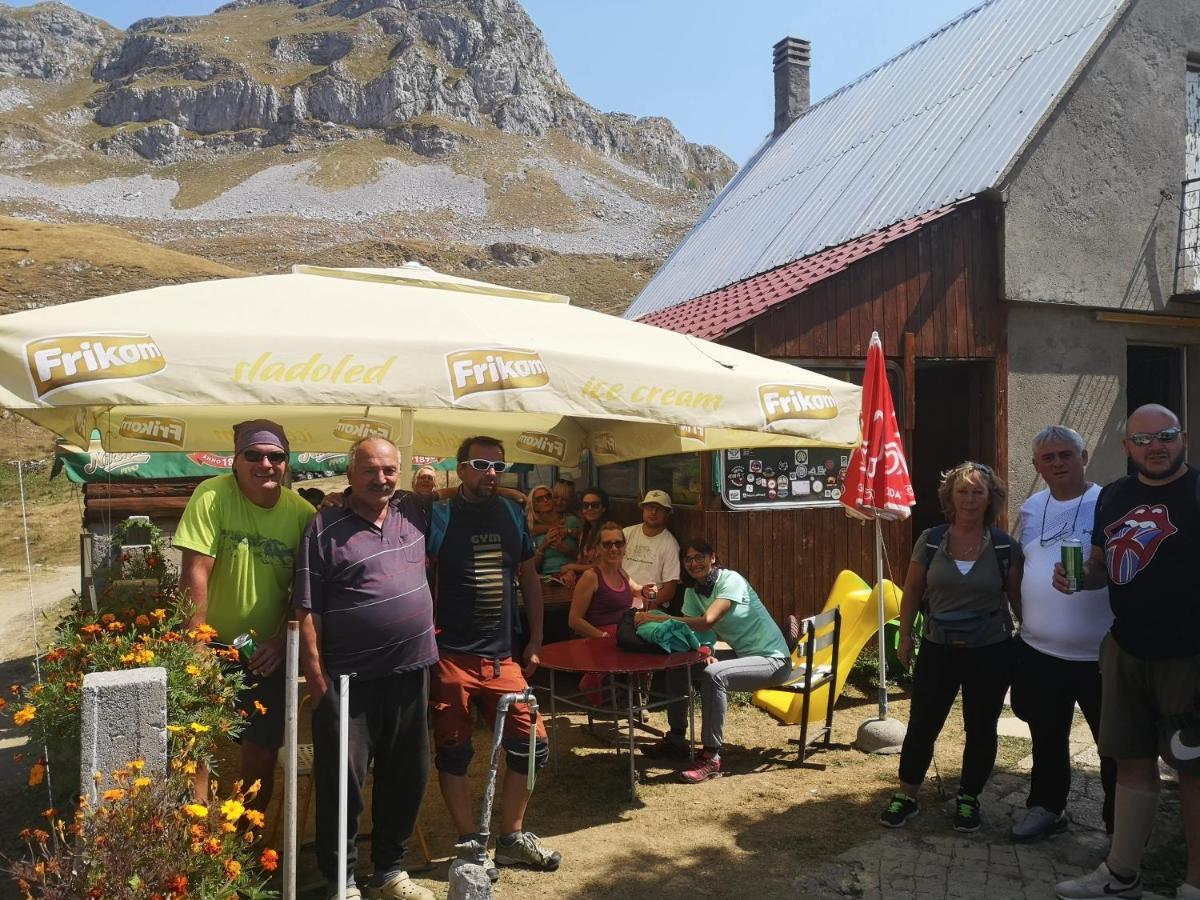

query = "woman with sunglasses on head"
[[880, 461, 1022, 834], [555, 488, 610, 589], [634, 539, 791, 783], [527, 484, 580, 577], [567, 521, 654, 639]]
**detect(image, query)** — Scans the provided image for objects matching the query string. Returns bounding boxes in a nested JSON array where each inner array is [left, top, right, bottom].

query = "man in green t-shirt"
[[174, 419, 314, 812]]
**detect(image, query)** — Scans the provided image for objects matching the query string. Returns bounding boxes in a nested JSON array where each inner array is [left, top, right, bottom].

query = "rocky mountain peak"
[[0, 1, 116, 80]]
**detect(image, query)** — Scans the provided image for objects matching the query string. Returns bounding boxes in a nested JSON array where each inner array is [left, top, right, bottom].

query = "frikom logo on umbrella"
[[25, 333, 166, 399], [516, 431, 567, 462], [118, 415, 187, 448], [757, 384, 839, 424], [446, 348, 549, 401], [332, 417, 393, 442]]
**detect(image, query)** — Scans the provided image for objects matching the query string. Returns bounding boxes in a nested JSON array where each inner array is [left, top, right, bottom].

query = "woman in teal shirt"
[[636, 538, 791, 783], [528, 484, 580, 576]]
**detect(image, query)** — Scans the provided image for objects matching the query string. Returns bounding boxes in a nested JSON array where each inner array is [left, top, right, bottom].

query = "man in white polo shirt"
[[622, 490, 681, 614], [1011, 425, 1115, 842]]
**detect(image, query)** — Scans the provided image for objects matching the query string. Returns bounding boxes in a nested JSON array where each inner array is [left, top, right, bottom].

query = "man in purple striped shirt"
[[294, 437, 437, 900]]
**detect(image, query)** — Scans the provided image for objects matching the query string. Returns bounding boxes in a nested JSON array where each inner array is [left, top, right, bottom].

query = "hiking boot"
[[1010, 805, 1067, 842], [494, 832, 561, 871], [680, 751, 722, 783], [954, 793, 981, 832], [641, 733, 690, 759], [364, 872, 433, 900], [1054, 861, 1142, 899], [879, 792, 919, 828]]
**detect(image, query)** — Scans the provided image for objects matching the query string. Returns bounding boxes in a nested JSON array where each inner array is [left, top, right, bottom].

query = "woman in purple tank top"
[[568, 521, 653, 638]]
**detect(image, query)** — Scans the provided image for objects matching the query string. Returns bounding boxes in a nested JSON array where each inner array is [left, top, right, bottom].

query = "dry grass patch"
[[0, 215, 245, 310], [307, 137, 419, 190]]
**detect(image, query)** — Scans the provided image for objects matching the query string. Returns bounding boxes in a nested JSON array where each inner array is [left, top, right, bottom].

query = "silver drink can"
[[1061, 539, 1083, 593]]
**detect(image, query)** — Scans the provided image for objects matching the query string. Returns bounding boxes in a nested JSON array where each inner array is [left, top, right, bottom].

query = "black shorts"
[[235, 664, 286, 750]]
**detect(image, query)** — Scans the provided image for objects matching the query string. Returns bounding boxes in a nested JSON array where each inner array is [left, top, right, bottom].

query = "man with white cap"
[[175, 418, 315, 811], [622, 490, 681, 613]]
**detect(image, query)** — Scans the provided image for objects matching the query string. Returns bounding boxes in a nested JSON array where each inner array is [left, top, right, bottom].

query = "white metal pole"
[[283, 621, 299, 900], [876, 518, 888, 720], [338, 674, 350, 900], [397, 409, 414, 487]]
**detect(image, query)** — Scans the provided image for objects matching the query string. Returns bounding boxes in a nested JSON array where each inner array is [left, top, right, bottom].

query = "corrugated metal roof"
[[637, 204, 960, 339], [626, 0, 1126, 322]]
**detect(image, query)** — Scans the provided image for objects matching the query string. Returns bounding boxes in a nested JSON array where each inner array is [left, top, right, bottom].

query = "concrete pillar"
[[80, 667, 168, 805]]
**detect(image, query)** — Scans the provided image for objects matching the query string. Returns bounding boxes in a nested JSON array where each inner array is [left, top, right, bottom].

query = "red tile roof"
[[635, 203, 961, 340]]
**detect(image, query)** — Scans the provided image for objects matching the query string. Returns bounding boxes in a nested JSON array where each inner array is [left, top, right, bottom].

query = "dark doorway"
[[1127, 345, 1183, 418], [911, 360, 997, 536]]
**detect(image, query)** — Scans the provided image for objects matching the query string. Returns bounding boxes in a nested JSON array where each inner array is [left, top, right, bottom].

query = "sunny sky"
[[18, 0, 983, 164]]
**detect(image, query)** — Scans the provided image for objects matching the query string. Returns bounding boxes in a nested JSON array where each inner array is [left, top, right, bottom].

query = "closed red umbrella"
[[841, 332, 914, 724]]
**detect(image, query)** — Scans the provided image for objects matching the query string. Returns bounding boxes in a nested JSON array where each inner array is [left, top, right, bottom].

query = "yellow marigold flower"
[[224, 858, 242, 880], [12, 705, 36, 726], [101, 789, 125, 802], [244, 809, 265, 828], [134, 648, 154, 664], [253, 700, 268, 716], [133, 776, 151, 789], [220, 799, 245, 822], [151, 608, 167, 621], [130, 759, 144, 771], [185, 664, 201, 677], [188, 624, 218, 642], [183, 760, 197, 775], [188, 722, 210, 733], [29, 684, 44, 696], [221, 821, 237, 833], [166, 724, 184, 734], [245, 779, 262, 798], [182, 804, 208, 819]]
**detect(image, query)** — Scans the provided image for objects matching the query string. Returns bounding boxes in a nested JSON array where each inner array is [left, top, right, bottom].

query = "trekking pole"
[[477, 689, 539, 856], [283, 621, 299, 900], [337, 673, 352, 900]]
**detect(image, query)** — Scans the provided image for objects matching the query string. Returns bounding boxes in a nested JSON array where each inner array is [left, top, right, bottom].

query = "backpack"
[[922, 524, 1012, 589], [427, 496, 527, 558]]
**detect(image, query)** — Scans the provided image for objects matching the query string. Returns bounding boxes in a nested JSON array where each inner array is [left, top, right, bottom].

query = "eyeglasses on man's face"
[[242, 449, 287, 464], [600, 539, 626, 550], [1127, 427, 1183, 447], [463, 459, 509, 472], [683, 554, 709, 565]]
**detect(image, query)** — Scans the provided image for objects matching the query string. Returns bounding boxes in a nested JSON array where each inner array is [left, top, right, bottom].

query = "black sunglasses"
[[462, 459, 509, 473], [242, 449, 287, 464], [1127, 427, 1182, 447], [600, 539, 626, 550], [581, 500, 604, 510]]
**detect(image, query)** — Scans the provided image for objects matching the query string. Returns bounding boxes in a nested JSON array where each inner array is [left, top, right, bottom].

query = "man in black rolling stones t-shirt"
[[1054, 405, 1200, 900]]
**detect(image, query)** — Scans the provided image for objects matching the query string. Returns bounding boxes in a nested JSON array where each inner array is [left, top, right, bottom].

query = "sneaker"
[[680, 751, 722, 783], [954, 793, 981, 833], [641, 734, 690, 759], [364, 872, 433, 900], [879, 792, 920, 828], [1010, 805, 1067, 842], [494, 831, 562, 871], [1054, 861, 1142, 899]]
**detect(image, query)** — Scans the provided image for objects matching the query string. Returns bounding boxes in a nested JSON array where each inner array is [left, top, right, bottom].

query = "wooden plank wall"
[[631, 200, 1004, 624], [83, 480, 204, 525]]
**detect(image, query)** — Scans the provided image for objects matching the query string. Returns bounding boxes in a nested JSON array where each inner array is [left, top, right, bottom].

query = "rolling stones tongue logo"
[[1104, 503, 1177, 584]]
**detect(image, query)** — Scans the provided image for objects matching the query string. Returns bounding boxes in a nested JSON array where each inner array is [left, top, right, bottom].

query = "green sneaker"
[[494, 832, 562, 871], [954, 793, 981, 833], [879, 792, 919, 828]]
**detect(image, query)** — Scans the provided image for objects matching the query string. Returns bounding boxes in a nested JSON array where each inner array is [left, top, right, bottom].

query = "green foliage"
[[8, 769, 279, 899]]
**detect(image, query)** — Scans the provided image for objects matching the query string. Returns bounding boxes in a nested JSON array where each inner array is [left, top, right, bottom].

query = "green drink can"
[[1061, 539, 1083, 592], [232, 632, 258, 666]]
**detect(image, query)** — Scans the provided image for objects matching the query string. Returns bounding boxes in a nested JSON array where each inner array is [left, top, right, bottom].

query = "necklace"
[[1039, 490, 1086, 546], [949, 529, 983, 560]]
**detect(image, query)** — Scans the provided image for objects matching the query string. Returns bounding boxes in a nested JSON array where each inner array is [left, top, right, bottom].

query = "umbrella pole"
[[875, 517, 887, 720], [397, 408, 414, 484]]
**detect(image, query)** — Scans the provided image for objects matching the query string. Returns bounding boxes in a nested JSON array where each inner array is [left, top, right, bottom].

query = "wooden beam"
[[1095, 311, 1200, 328]]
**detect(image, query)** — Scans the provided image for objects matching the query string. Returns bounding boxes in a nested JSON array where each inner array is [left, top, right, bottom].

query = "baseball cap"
[[639, 489, 673, 510]]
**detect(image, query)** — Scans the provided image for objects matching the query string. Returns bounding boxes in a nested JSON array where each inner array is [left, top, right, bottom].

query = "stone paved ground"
[[795, 715, 1178, 900]]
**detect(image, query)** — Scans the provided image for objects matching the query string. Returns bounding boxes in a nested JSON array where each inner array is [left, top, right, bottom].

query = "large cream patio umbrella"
[[0, 264, 861, 462]]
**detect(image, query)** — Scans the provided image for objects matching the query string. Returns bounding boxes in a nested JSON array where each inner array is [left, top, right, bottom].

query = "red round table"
[[537, 635, 705, 798]]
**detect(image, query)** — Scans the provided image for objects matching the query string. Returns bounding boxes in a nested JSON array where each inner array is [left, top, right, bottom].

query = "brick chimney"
[[773, 36, 811, 138]]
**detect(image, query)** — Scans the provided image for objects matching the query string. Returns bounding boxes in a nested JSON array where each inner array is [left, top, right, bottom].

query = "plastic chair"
[[776, 607, 842, 764]]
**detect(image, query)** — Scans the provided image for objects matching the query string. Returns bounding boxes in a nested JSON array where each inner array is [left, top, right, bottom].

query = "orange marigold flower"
[[259, 847, 279, 872], [135, 615, 151, 628], [27, 760, 45, 787], [202, 836, 222, 856], [44, 649, 65, 664], [81, 623, 102, 636], [7, 684, 19, 696], [224, 858, 242, 880], [107, 621, 125, 633], [244, 809, 265, 828], [41, 808, 55, 819], [189, 823, 207, 839], [13, 705, 36, 726], [159, 631, 181, 643], [100, 613, 115, 624], [101, 789, 125, 802], [165, 874, 187, 894], [32, 829, 49, 843], [221, 821, 236, 833], [222, 646, 241, 663], [253, 700, 267, 716], [29, 684, 44, 696], [188, 624, 218, 643], [0, 697, 6, 711]]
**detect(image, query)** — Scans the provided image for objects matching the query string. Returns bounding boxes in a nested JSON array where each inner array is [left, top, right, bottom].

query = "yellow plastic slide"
[[752, 570, 903, 726]]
